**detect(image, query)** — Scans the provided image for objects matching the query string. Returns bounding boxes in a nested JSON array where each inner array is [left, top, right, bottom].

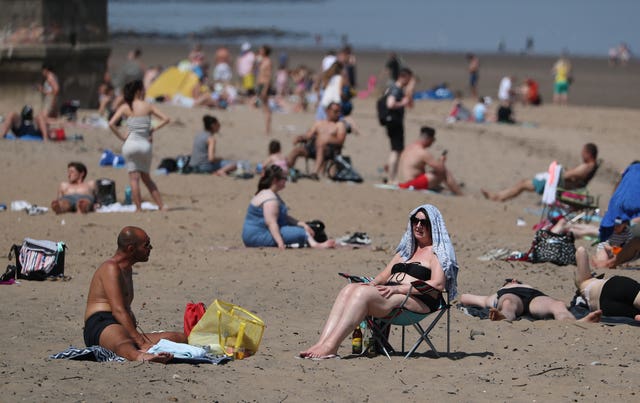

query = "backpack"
[[376, 88, 391, 126], [96, 178, 117, 206], [327, 155, 364, 183]]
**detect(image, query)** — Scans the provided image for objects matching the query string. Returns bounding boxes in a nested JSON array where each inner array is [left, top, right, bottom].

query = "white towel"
[[542, 161, 562, 205], [147, 339, 207, 359], [96, 202, 159, 213]]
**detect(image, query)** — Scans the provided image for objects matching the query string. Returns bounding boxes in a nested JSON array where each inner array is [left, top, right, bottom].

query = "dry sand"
[[0, 42, 639, 402]]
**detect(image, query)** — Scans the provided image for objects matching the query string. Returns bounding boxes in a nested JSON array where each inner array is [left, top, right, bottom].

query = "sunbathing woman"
[[300, 204, 458, 359], [242, 165, 335, 249]]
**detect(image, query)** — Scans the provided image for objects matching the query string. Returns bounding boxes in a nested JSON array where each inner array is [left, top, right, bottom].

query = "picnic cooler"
[[188, 299, 265, 358]]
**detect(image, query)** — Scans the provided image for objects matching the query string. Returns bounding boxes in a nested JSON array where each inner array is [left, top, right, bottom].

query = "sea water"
[[108, 0, 639, 57]]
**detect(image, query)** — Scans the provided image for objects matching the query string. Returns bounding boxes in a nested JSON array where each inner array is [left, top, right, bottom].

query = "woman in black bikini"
[[299, 205, 449, 360]]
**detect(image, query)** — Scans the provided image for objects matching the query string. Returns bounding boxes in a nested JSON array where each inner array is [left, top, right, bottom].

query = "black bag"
[[158, 158, 178, 173], [376, 88, 391, 126], [96, 178, 117, 206], [306, 220, 328, 243], [8, 238, 66, 280], [327, 155, 364, 183], [529, 229, 576, 266]]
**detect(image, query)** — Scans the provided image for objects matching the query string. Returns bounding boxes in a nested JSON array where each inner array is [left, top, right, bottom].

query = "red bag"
[[184, 302, 206, 336]]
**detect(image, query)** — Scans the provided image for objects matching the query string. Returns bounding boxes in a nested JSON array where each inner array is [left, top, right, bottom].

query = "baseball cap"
[[241, 42, 251, 52]]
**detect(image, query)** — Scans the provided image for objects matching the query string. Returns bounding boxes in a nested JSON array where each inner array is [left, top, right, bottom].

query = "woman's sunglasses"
[[410, 216, 430, 227]]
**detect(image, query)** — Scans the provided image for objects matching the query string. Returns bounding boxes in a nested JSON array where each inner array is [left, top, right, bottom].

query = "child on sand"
[[262, 139, 289, 171]]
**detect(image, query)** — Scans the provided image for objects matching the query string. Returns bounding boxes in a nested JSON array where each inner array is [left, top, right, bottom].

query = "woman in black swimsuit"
[[300, 206, 447, 359]]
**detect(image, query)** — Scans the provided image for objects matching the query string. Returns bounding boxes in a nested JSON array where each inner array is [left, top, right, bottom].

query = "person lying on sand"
[[481, 143, 598, 202], [460, 278, 601, 323], [397, 126, 463, 195], [83, 226, 187, 363], [300, 204, 456, 359], [575, 247, 640, 321], [51, 162, 97, 214]]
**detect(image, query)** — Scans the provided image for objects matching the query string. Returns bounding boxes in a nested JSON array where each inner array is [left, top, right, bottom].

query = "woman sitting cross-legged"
[[299, 204, 458, 359], [242, 165, 335, 249]]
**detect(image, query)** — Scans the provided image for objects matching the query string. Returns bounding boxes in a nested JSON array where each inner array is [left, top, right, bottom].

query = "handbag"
[[8, 238, 66, 280], [306, 220, 328, 242], [187, 299, 265, 359], [529, 229, 576, 266]]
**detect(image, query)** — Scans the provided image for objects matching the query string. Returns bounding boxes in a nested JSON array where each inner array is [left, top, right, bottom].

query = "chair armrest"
[[338, 272, 373, 283]]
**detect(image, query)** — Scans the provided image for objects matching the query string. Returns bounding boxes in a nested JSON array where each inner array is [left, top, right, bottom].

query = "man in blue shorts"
[[481, 143, 598, 202]]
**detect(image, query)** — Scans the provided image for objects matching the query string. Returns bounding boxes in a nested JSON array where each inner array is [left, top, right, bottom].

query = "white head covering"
[[395, 204, 459, 298], [241, 42, 251, 52]]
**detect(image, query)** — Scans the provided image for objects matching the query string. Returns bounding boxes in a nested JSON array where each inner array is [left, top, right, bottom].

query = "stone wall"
[[0, 0, 110, 109]]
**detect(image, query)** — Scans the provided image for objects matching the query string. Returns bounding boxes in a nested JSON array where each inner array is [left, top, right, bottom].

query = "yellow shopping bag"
[[188, 299, 265, 359]]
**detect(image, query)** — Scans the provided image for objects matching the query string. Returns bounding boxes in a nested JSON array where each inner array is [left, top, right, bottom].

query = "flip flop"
[[309, 354, 340, 361]]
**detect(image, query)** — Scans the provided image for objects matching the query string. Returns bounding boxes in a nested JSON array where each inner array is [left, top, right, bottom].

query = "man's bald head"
[[117, 226, 147, 251]]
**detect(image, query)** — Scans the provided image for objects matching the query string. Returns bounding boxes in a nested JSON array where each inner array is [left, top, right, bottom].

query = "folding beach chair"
[[538, 160, 602, 229], [338, 273, 451, 360]]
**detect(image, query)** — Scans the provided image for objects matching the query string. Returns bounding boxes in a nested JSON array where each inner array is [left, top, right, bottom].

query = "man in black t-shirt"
[[384, 68, 413, 184]]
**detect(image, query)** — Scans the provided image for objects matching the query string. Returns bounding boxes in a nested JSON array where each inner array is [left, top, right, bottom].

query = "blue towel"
[[395, 204, 459, 299], [147, 339, 207, 359]]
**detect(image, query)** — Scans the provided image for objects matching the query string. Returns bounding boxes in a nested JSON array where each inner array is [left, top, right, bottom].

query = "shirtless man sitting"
[[84, 226, 187, 363], [482, 143, 598, 202], [460, 278, 601, 322], [397, 126, 463, 195], [286, 102, 347, 178], [51, 162, 97, 214], [575, 246, 640, 321]]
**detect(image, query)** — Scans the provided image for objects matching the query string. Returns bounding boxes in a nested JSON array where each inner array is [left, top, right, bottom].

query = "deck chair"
[[539, 159, 602, 229], [339, 273, 451, 360]]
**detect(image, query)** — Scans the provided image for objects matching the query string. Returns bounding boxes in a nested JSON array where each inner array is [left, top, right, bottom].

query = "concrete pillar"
[[0, 0, 110, 109]]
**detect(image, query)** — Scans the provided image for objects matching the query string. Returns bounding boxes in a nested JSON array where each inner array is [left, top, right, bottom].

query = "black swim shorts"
[[496, 287, 547, 315], [84, 311, 119, 347], [599, 276, 640, 318], [385, 120, 404, 152]]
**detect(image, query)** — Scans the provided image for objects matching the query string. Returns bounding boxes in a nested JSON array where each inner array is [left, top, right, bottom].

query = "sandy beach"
[[1, 41, 639, 402]]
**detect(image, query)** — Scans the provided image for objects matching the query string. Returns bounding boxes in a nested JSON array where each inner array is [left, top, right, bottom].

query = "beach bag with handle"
[[188, 299, 265, 359], [529, 229, 577, 266], [8, 238, 66, 280]]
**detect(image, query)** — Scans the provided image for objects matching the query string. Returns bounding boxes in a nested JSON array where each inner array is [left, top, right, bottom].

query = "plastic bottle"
[[176, 157, 185, 174], [351, 326, 363, 355], [124, 186, 132, 205]]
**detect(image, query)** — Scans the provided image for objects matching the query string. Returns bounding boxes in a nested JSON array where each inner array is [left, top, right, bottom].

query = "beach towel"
[[49, 345, 232, 364], [395, 204, 459, 298], [49, 346, 126, 362], [541, 161, 562, 205], [147, 339, 207, 359], [96, 202, 159, 213]]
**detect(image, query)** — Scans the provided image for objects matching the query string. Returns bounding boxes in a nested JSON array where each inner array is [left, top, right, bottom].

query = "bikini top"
[[391, 262, 431, 281]]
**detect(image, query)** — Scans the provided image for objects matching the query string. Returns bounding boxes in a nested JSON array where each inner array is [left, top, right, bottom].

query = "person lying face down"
[[83, 226, 187, 363], [574, 246, 640, 321], [460, 278, 601, 323]]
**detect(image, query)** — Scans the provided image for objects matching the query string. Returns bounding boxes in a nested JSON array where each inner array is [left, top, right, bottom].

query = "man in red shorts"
[[397, 126, 463, 195]]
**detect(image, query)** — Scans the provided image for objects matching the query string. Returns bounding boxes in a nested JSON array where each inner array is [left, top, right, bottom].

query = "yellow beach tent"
[[146, 66, 200, 99]]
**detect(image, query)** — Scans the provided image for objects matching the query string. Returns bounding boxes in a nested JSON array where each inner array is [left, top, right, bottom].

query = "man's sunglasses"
[[410, 216, 430, 227], [504, 278, 523, 285]]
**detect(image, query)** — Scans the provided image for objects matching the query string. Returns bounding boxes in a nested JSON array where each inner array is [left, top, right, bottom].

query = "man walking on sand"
[[383, 67, 413, 184], [256, 44, 273, 135], [460, 279, 601, 323], [83, 226, 186, 363], [51, 162, 97, 214], [397, 126, 463, 195]]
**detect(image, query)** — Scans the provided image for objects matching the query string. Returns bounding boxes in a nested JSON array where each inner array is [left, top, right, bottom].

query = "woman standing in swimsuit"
[[300, 204, 456, 359], [109, 80, 171, 211]]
